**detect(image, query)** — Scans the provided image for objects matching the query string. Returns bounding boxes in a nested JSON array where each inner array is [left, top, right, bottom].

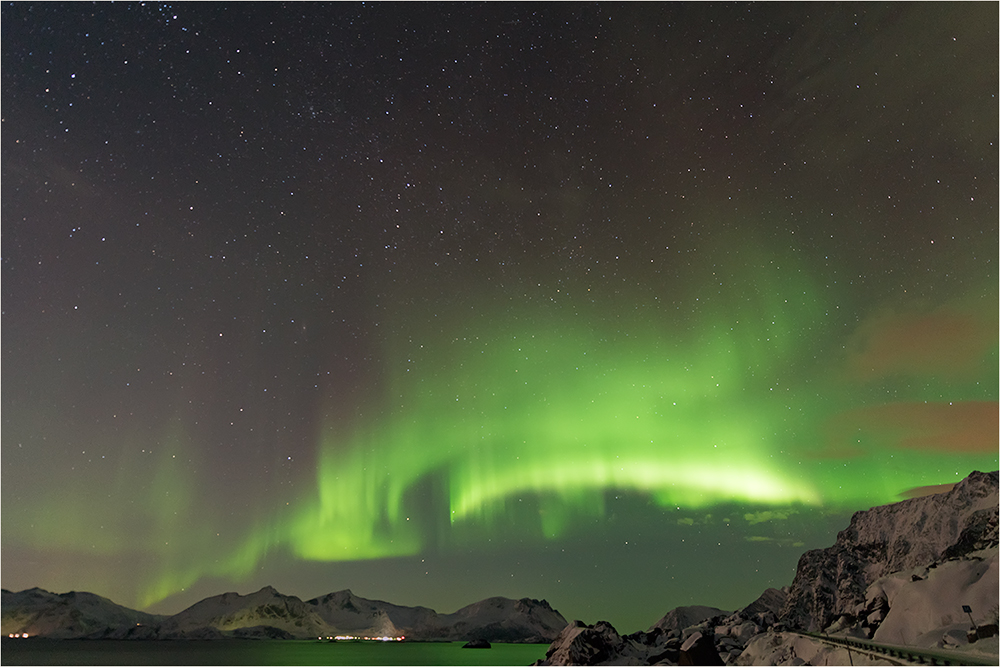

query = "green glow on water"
[[2, 639, 550, 666]]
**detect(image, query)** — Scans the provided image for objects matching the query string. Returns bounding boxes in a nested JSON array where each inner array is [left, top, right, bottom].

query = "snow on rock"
[[164, 586, 330, 638], [648, 605, 729, 634], [166, 587, 566, 642], [872, 546, 998, 648], [1, 587, 165, 639], [2, 584, 570, 642], [739, 588, 788, 620], [535, 608, 745, 665], [715, 620, 759, 645], [533, 620, 649, 666], [442, 596, 568, 643], [306, 589, 437, 637], [736, 631, 895, 666], [781, 470, 999, 631], [309, 592, 569, 642]]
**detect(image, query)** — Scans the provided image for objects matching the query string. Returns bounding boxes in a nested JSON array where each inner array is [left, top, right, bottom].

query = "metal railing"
[[790, 629, 996, 666]]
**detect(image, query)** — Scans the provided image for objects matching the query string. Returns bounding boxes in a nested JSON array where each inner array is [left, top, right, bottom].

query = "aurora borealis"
[[2, 3, 997, 633]]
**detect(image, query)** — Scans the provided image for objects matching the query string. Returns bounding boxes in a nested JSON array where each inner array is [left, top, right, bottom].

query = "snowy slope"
[[1, 588, 165, 639], [306, 589, 443, 637], [163, 586, 331, 638], [870, 546, 998, 647], [442, 596, 568, 642]]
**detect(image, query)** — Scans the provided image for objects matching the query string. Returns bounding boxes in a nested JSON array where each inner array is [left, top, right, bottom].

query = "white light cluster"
[[318, 634, 406, 642]]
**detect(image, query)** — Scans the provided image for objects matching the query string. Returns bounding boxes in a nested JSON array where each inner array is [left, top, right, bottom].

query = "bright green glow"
[[6, 238, 995, 610], [278, 318, 826, 565], [271, 241, 832, 565], [137, 239, 992, 604]]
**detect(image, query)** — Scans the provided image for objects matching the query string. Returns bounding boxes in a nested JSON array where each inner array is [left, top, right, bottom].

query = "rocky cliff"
[[780, 470, 998, 631]]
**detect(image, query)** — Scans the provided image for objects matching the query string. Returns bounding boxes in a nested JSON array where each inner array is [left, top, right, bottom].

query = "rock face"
[[780, 470, 999, 631]]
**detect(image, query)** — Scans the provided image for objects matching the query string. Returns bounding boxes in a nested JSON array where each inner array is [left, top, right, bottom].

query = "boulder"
[[678, 631, 724, 666], [534, 620, 644, 666]]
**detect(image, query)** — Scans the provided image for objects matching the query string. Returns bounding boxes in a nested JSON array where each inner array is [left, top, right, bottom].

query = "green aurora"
[[113, 240, 997, 607], [3, 3, 997, 630]]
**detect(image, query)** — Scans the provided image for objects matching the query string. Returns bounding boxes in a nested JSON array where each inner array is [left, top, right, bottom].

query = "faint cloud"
[[743, 509, 796, 525], [844, 306, 996, 382], [821, 401, 998, 457], [898, 482, 958, 499], [677, 513, 714, 526], [744, 536, 805, 547]]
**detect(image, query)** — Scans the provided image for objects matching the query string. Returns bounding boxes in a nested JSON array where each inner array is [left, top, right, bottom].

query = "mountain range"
[[1, 585, 567, 643]]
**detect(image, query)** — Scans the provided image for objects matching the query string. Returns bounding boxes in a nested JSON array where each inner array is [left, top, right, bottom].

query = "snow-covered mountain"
[[306, 588, 442, 637], [1, 588, 166, 639], [305, 589, 567, 641], [442, 595, 568, 643], [1, 584, 567, 642], [162, 585, 331, 638]]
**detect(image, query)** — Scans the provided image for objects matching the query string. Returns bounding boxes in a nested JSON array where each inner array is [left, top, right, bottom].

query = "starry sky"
[[2, 2, 997, 634]]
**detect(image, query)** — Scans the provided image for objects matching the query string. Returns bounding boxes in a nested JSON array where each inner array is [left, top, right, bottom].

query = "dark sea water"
[[1, 639, 548, 666]]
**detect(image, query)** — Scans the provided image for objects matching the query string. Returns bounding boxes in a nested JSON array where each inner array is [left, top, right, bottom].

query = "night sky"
[[2, 2, 997, 634]]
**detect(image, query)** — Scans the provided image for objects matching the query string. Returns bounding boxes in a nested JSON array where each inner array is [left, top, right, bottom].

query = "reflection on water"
[[1, 639, 549, 666]]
